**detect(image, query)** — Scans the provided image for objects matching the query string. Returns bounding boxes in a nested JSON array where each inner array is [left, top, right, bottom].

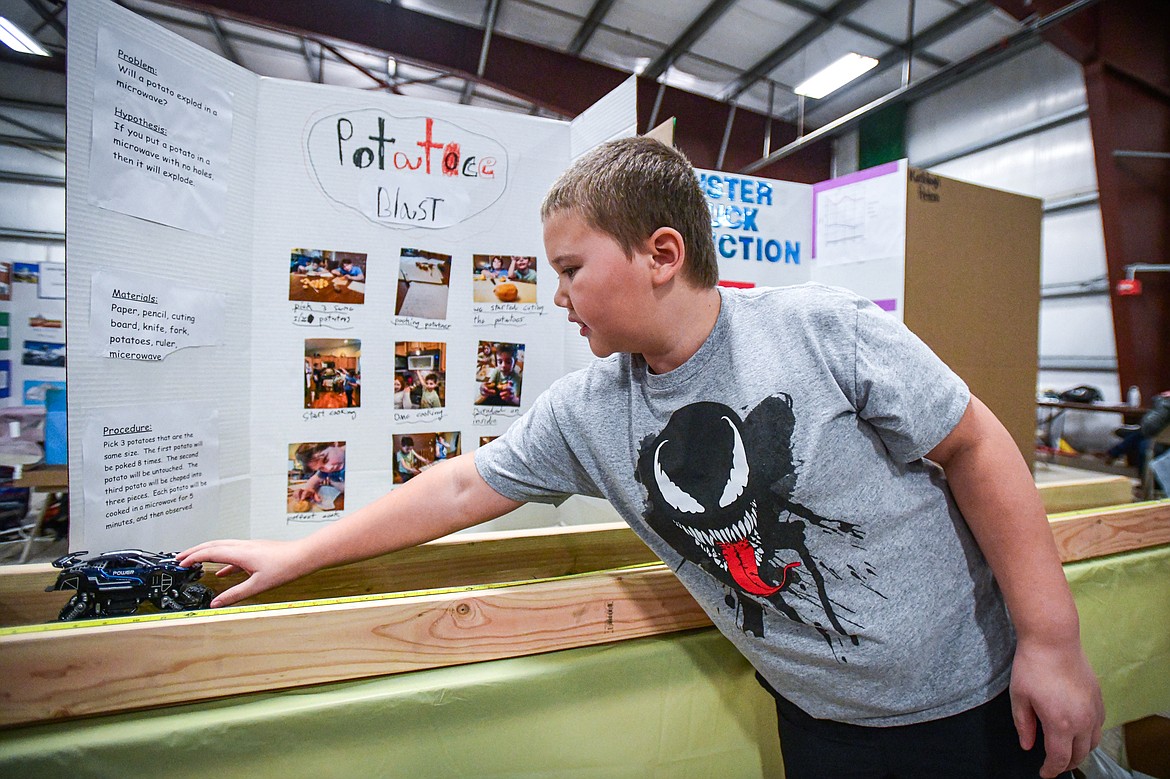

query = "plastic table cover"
[[2, 545, 1167, 779]]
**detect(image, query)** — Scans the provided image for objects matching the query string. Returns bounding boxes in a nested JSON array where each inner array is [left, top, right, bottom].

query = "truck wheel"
[[176, 583, 214, 610], [58, 592, 94, 621]]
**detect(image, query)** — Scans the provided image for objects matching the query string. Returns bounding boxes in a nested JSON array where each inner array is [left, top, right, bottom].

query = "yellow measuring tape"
[[0, 561, 663, 637]]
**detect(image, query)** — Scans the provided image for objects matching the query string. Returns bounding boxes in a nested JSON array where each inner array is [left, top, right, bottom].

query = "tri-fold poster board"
[[66, 0, 1036, 554]]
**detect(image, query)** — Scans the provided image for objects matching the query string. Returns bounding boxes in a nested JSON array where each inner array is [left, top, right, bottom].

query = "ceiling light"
[[0, 16, 50, 57], [793, 53, 877, 99]]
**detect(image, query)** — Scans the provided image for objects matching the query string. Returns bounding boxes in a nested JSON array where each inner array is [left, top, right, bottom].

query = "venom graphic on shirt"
[[635, 394, 876, 653]]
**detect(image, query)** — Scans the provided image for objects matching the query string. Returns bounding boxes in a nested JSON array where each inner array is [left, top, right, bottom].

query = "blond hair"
[[541, 136, 717, 288]]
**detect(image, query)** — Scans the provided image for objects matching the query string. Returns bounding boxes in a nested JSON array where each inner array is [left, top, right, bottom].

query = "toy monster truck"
[[46, 549, 214, 621]]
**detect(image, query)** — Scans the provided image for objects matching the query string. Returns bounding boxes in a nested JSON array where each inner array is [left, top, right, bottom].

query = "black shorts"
[[762, 680, 1074, 779]]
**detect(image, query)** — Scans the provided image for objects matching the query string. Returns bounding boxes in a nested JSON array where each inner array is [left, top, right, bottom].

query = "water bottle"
[[1127, 385, 1141, 407]]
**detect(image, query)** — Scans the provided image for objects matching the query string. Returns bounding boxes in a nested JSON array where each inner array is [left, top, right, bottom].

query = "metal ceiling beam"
[[0, 110, 64, 145], [742, 0, 1096, 172], [460, 0, 500, 105], [567, 0, 618, 56], [0, 227, 64, 243], [723, 0, 871, 101], [641, 0, 736, 82], [0, 98, 64, 114], [0, 134, 65, 154], [300, 38, 322, 83], [175, 0, 797, 127], [800, 0, 992, 121], [20, 0, 66, 40], [0, 171, 64, 186], [207, 14, 241, 64], [769, 0, 946, 66]]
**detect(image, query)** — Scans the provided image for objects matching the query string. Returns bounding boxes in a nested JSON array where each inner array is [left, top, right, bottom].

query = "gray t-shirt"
[[475, 283, 1014, 726]]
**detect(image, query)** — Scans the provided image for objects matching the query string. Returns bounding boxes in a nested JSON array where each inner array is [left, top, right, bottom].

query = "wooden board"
[[1050, 500, 1170, 563], [1038, 475, 1134, 514], [0, 522, 658, 627], [0, 564, 708, 728], [2, 501, 1166, 729]]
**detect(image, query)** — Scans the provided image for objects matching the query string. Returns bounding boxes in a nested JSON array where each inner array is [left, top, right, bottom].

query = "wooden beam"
[[0, 522, 657, 627], [0, 564, 708, 728], [2, 501, 1165, 728], [1050, 500, 1170, 563], [1038, 475, 1134, 514]]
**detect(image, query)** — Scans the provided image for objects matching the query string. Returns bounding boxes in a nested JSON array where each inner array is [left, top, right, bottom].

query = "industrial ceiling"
[[2, 0, 1074, 176]]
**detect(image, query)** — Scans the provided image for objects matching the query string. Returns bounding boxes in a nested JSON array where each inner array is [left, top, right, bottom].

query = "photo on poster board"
[[0, 262, 10, 301], [472, 254, 538, 304], [395, 248, 452, 319], [24, 380, 66, 406], [287, 441, 346, 514], [23, 340, 65, 368], [394, 341, 446, 409], [392, 432, 459, 484], [289, 248, 367, 304], [29, 315, 63, 330], [475, 341, 524, 407], [304, 338, 361, 409], [13, 263, 38, 283]]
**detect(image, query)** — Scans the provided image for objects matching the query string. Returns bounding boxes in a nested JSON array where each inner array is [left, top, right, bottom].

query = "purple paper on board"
[[873, 298, 897, 312], [811, 161, 901, 259]]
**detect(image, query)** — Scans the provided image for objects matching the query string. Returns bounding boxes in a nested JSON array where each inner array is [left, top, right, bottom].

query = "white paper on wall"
[[811, 161, 908, 318], [90, 269, 226, 360], [88, 23, 233, 236], [81, 401, 219, 551]]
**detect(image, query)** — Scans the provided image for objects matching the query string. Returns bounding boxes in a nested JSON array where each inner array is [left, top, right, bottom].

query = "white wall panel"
[[0, 184, 65, 235], [928, 118, 1097, 200], [1039, 297, 1116, 361], [1041, 207, 1107, 287], [906, 45, 1085, 165], [0, 241, 65, 264]]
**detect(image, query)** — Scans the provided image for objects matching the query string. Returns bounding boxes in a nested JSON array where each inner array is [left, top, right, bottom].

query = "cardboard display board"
[[903, 170, 1042, 466], [810, 162, 1041, 465], [65, 0, 636, 551]]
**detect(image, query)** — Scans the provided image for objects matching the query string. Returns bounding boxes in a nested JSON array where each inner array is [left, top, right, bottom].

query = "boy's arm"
[[178, 454, 522, 607], [925, 396, 1104, 778]]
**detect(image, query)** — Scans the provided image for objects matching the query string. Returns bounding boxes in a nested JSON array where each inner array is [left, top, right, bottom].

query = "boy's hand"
[[1009, 637, 1104, 778], [177, 539, 313, 608]]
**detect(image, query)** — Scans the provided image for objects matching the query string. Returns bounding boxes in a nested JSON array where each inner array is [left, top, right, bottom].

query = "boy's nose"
[[553, 278, 570, 309]]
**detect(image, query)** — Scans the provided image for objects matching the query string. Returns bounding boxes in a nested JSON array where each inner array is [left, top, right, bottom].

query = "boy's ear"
[[646, 227, 685, 283]]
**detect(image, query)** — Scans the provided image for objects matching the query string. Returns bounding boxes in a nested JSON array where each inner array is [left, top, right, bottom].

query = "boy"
[[419, 373, 443, 408], [476, 343, 522, 406], [181, 137, 1102, 778], [507, 255, 538, 283], [394, 436, 429, 482]]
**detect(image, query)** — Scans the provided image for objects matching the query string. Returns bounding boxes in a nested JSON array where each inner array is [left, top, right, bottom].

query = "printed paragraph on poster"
[[92, 269, 225, 360], [83, 403, 219, 550], [89, 23, 232, 235]]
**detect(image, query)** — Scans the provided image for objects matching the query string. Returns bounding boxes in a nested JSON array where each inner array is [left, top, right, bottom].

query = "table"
[[2, 544, 1166, 777], [288, 272, 366, 305], [1036, 399, 1148, 457], [472, 278, 538, 303], [7, 465, 67, 563]]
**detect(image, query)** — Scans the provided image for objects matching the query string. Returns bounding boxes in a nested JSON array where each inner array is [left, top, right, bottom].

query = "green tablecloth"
[[2, 545, 1167, 778]]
